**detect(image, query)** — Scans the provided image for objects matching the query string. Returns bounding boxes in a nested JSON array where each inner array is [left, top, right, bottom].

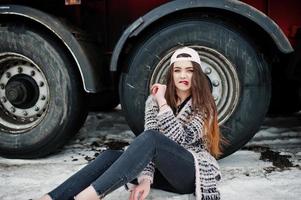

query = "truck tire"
[[0, 23, 86, 158], [120, 17, 271, 158]]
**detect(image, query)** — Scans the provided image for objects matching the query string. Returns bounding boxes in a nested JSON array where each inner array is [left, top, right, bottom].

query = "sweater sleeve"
[[137, 160, 155, 184], [144, 95, 159, 131], [157, 106, 205, 145]]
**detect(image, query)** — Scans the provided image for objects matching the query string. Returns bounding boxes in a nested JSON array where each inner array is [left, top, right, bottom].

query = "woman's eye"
[[174, 70, 180, 72]]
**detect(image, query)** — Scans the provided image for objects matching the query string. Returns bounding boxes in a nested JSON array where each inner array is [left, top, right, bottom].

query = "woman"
[[38, 46, 225, 200]]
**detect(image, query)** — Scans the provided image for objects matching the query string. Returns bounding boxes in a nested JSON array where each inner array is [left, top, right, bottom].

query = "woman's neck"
[[176, 90, 191, 104]]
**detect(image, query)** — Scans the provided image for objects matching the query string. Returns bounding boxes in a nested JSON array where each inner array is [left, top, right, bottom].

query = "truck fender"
[[0, 4, 101, 93], [110, 0, 293, 72]]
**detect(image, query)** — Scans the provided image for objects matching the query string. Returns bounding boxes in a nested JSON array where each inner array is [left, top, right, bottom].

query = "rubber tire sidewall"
[[120, 19, 271, 157], [0, 23, 86, 158]]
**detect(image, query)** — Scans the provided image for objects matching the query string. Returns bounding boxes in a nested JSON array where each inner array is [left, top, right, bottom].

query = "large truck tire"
[[0, 23, 87, 158], [120, 17, 271, 158]]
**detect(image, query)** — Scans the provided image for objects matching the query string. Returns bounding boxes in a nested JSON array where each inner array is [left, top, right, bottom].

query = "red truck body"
[[81, 0, 301, 50], [244, 0, 301, 46]]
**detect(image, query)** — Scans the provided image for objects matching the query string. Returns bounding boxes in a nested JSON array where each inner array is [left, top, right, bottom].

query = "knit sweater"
[[137, 95, 222, 200]]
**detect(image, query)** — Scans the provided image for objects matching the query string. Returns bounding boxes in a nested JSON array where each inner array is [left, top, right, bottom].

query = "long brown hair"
[[165, 56, 227, 159]]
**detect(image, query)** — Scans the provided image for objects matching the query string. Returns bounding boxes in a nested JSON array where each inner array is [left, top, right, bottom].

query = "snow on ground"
[[219, 151, 301, 200], [0, 108, 301, 200]]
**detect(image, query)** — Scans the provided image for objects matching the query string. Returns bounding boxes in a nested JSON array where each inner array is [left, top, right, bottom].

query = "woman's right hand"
[[150, 83, 167, 104], [129, 179, 151, 200]]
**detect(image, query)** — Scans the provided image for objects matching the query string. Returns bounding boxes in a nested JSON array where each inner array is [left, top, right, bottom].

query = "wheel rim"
[[150, 45, 240, 125], [0, 52, 50, 133]]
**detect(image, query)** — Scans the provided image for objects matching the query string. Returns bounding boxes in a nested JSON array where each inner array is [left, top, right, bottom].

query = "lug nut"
[[35, 107, 40, 112], [23, 111, 28, 116], [18, 67, 23, 73], [204, 68, 212, 75], [1, 97, 7, 103], [0, 84, 5, 89], [30, 70, 35, 76], [41, 95, 46, 100], [39, 81, 44, 87], [10, 107, 16, 113], [6, 72, 11, 78], [213, 94, 219, 101], [212, 80, 220, 87]]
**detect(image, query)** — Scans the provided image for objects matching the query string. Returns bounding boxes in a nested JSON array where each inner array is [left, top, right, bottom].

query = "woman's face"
[[173, 60, 194, 94]]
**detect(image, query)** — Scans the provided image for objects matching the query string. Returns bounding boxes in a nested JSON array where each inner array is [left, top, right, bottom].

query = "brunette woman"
[[38, 46, 224, 200]]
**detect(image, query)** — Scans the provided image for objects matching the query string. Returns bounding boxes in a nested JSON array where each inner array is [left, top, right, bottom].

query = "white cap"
[[170, 47, 201, 66]]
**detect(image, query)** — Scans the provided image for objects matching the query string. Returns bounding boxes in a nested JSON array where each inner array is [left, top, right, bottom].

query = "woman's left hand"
[[129, 180, 151, 200]]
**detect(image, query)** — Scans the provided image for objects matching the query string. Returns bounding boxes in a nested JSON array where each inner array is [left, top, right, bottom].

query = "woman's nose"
[[180, 72, 187, 78]]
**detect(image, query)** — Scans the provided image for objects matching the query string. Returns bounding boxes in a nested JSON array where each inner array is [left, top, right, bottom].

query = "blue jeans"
[[48, 130, 195, 200]]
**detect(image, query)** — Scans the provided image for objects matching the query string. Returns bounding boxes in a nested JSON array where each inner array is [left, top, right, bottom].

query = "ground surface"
[[0, 107, 300, 200]]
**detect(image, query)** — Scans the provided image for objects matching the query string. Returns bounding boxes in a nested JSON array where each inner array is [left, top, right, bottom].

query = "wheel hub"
[[0, 53, 50, 133], [5, 75, 39, 108], [6, 81, 25, 104]]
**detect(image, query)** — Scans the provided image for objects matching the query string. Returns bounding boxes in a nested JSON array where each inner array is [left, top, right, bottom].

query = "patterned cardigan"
[[137, 95, 222, 200]]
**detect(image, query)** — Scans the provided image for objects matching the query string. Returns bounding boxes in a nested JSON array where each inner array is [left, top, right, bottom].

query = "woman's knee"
[[138, 130, 163, 145], [141, 130, 162, 139]]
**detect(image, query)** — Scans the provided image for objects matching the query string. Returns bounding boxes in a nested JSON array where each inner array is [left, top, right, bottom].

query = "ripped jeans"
[[48, 130, 195, 200]]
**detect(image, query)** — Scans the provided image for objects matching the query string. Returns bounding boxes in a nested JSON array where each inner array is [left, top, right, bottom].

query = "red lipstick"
[[179, 80, 189, 85]]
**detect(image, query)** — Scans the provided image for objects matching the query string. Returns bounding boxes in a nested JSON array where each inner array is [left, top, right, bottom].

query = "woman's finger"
[[132, 190, 137, 200], [151, 86, 158, 95], [133, 189, 140, 200], [151, 84, 159, 92], [151, 83, 163, 89], [129, 190, 133, 200], [140, 191, 146, 200], [129, 187, 135, 200], [151, 84, 156, 89]]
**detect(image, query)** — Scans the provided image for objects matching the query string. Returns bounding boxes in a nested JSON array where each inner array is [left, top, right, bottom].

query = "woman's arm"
[[157, 106, 205, 145], [144, 95, 159, 131]]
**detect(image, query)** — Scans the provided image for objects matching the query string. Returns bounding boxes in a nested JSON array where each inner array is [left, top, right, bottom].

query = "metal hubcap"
[[150, 45, 240, 124], [0, 53, 50, 133], [5, 74, 40, 108]]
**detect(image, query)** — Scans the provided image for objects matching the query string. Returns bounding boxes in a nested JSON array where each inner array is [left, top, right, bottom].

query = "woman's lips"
[[179, 80, 189, 85]]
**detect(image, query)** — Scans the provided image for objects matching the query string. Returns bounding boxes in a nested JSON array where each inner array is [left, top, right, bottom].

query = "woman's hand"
[[129, 180, 151, 200], [150, 83, 167, 106]]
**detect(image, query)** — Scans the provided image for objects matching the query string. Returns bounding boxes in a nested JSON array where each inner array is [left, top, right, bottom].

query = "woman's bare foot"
[[38, 194, 52, 200], [74, 185, 101, 200]]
